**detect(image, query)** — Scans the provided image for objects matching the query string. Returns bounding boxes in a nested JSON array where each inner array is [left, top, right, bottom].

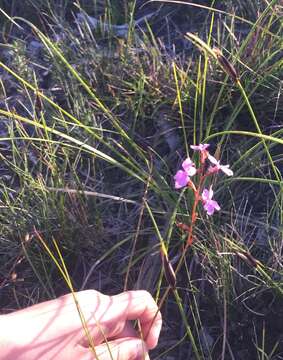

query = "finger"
[[22, 290, 160, 351], [78, 290, 161, 349], [111, 291, 162, 350], [52, 290, 161, 351], [110, 321, 138, 340], [77, 338, 149, 360], [80, 319, 138, 347], [12, 290, 107, 335]]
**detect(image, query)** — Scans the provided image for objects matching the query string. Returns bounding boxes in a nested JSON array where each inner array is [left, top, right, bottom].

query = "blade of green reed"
[[203, 0, 280, 137], [52, 237, 115, 360], [193, 56, 202, 146], [34, 230, 100, 359], [199, 9, 215, 144], [144, 200, 202, 360], [173, 61, 189, 155], [185, 33, 282, 185], [205, 130, 283, 146], [21, 238, 55, 299], [29, 21, 146, 159], [0, 109, 145, 182], [0, 60, 146, 173]]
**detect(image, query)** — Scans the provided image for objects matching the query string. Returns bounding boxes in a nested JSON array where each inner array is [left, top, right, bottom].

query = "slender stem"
[[221, 295, 227, 360], [186, 192, 200, 248], [186, 164, 206, 248], [237, 80, 281, 182], [173, 288, 201, 360], [152, 164, 208, 360]]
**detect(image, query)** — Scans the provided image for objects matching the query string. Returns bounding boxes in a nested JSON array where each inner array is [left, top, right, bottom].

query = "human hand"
[[0, 290, 162, 360]]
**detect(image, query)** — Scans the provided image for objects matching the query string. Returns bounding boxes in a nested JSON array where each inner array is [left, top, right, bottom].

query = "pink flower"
[[201, 187, 220, 216], [174, 170, 190, 189], [190, 143, 210, 163], [182, 157, 197, 176], [207, 154, 233, 176], [174, 156, 196, 189], [190, 144, 210, 151]]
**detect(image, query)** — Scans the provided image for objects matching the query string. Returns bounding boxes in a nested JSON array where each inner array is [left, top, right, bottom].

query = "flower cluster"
[[174, 144, 233, 216]]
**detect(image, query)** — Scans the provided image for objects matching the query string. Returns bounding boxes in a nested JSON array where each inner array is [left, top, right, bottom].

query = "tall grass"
[[0, 0, 282, 358]]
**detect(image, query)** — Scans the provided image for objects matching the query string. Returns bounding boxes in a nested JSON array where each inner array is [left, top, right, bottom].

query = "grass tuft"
[[0, 0, 282, 358]]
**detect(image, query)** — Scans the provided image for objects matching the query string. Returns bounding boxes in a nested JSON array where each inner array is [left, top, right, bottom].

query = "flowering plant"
[[160, 144, 233, 290], [174, 144, 233, 247]]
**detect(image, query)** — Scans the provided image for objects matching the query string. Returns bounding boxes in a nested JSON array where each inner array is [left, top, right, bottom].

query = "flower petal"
[[204, 202, 215, 215], [182, 157, 197, 176], [174, 170, 189, 189], [208, 154, 219, 166], [201, 188, 210, 201], [190, 144, 210, 151], [202, 186, 220, 215], [208, 186, 214, 200], [221, 165, 233, 176], [203, 200, 220, 215], [207, 155, 233, 176], [211, 199, 220, 211]]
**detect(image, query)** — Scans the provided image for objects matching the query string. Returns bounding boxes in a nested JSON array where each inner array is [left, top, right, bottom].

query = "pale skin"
[[0, 290, 162, 360]]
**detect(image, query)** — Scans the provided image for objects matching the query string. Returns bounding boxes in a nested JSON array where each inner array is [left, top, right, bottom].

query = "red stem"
[[185, 165, 206, 249]]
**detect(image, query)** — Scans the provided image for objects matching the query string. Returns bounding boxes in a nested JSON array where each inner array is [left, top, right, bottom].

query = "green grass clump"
[[0, 0, 282, 358]]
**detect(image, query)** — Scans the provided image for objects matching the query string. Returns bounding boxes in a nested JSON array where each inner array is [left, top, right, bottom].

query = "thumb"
[[77, 337, 150, 360]]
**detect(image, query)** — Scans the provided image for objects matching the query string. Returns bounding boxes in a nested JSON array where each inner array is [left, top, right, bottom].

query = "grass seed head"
[[213, 47, 238, 82]]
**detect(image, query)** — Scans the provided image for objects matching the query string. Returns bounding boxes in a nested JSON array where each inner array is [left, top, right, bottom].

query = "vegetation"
[[0, 0, 282, 358]]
